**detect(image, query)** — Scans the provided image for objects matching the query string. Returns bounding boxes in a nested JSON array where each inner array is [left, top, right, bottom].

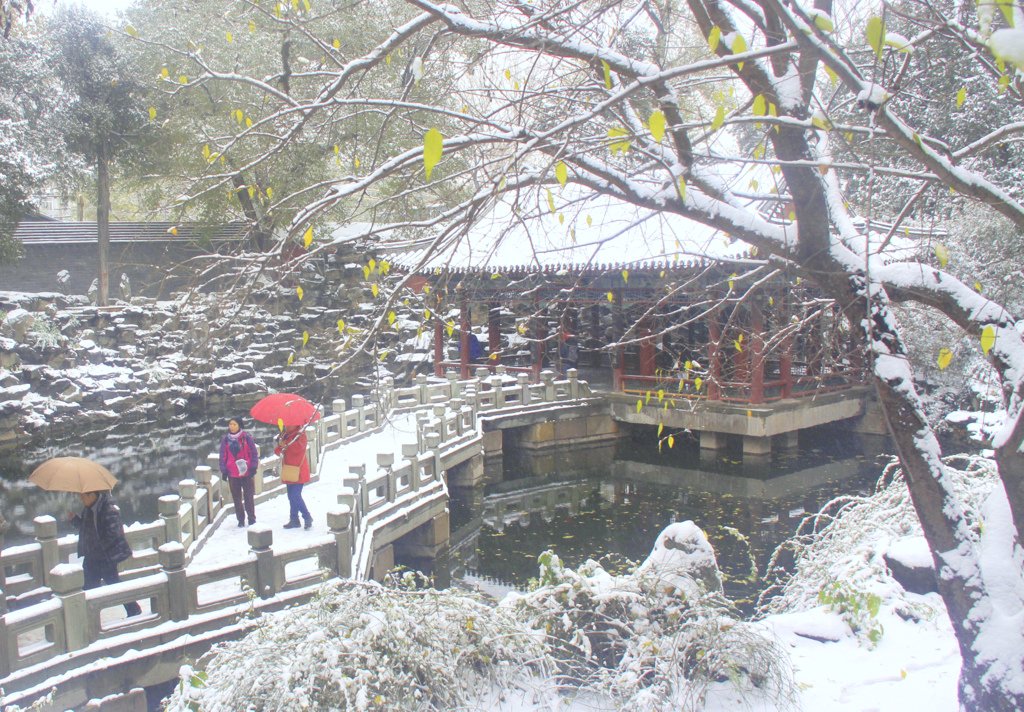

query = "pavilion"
[[385, 182, 870, 458]]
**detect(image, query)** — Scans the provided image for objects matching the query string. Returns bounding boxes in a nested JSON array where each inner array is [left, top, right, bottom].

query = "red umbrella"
[[250, 393, 321, 428]]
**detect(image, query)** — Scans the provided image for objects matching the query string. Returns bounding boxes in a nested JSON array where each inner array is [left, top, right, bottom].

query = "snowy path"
[[189, 411, 420, 569]]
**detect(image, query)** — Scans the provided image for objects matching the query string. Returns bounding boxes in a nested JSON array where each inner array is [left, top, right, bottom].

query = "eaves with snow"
[[382, 181, 755, 275]]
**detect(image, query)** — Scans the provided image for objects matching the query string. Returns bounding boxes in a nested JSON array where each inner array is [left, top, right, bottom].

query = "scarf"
[[227, 430, 244, 456]]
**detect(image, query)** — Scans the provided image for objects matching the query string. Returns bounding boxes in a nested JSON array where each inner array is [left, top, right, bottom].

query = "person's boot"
[[283, 520, 301, 529], [303, 517, 313, 530]]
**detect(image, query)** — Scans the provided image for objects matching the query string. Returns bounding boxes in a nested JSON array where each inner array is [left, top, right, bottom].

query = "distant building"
[[1, 219, 250, 297]]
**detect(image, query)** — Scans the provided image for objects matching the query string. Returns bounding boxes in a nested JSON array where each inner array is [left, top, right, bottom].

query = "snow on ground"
[[20, 407, 979, 711], [756, 604, 960, 712], [189, 411, 419, 569]]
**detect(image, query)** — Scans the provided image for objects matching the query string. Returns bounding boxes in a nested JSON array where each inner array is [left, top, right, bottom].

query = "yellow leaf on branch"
[[649, 109, 666, 142], [423, 128, 443, 181], [555, 161, 568, 188], [981, 325, 996, 355], [937, 347, 953, 370]]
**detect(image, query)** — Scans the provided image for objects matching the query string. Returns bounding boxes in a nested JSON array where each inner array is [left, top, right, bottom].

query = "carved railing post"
[[352, 394, 366, 431], [159, 542, 188, 622], [194, 465, 216, 519], [178, 479, 198, 543], [50, 563, 87, 652], [401, 443, 421, 490], [377, 453, 395, 502], [34, 516, 59, 588], [334, 398, 349, 438], [416, 374, 429, 405], [567, 368, 580, 399], [328, 508, 353, 579], [425, 432, 443, 477], [305, 424, 319, 475], [541, 370, 556, 401], [518, 373, 531, 405], [159, 495, 183, 544], [248, 527, 276, 600]]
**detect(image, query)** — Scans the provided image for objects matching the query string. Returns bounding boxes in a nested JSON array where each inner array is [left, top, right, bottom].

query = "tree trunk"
[[995, 413, 1024, 545], [231, 173, 273, 252], [846, 286, 1023, 711], [96, 144, 111, 307]]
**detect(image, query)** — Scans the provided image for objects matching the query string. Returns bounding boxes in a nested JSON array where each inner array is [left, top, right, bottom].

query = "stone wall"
[[0, 241, 223, 298]]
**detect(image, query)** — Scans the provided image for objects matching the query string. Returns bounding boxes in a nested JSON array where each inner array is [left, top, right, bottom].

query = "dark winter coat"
[[275, 430, 310, 484], [219, 430, 259, 478], [74, 492, 133, 564]]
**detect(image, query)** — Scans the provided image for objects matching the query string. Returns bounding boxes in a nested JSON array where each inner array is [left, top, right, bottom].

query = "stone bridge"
[[0, 368, 596, 710]]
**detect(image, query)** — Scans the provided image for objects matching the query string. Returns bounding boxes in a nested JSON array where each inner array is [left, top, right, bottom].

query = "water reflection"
[[449, 426, 889, 611], [0, 415, 282, 546]]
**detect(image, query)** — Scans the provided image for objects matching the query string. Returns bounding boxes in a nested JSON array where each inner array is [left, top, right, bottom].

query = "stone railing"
[[389, 367, 587, 411], [0, 519, 355, 680], [0, 391, 390, 613]]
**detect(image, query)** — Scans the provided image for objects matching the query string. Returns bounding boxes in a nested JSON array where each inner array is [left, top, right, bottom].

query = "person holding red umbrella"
[[250, 393, 320, 530], [275, 425, 313, 529]]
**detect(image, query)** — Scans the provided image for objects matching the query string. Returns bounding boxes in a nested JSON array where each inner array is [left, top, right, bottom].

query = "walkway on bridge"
[[189, 411, 419, 571]]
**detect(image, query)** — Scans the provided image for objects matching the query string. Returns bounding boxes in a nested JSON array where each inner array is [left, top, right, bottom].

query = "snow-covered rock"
[[637, 520, 724, 597]]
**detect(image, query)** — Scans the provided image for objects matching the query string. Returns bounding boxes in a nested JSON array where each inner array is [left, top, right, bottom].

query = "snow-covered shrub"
[[163, 579, 558, 711], [759, 455, 1000, 642], [164, 525, 794, 711], [27, 313, 62, 348], [504, 523, 793, 710]]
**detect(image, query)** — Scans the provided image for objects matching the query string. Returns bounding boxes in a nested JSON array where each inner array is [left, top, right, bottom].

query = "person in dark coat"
[[275, 425, 312, 530], [69, 491, 142, 617], [219, 416, 260, 527]]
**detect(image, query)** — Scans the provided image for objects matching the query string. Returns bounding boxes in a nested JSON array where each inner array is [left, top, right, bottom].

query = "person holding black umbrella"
[[68, 491, 142, 617]]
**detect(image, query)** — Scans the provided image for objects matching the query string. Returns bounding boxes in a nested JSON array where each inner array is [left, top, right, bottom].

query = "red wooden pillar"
[[488, 303, 501, 363], [612, 289, 626, 391], [589, 304, 601, 367], [459, 297, 471, 379], [780, 335, 793, 398], [750, 303, 765, 404], [534, 312, 548, 381], [639, 320, 656, 377], [433, 317, 444, 377], [707, 317, 722, 400]]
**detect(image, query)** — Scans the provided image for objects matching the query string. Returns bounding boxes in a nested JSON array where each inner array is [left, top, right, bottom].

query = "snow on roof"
[[388, 182, 753, 273]]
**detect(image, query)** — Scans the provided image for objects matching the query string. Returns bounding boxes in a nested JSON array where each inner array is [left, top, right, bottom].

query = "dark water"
[[0, 413, 283, 547], [447, 426, 889, 610]]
